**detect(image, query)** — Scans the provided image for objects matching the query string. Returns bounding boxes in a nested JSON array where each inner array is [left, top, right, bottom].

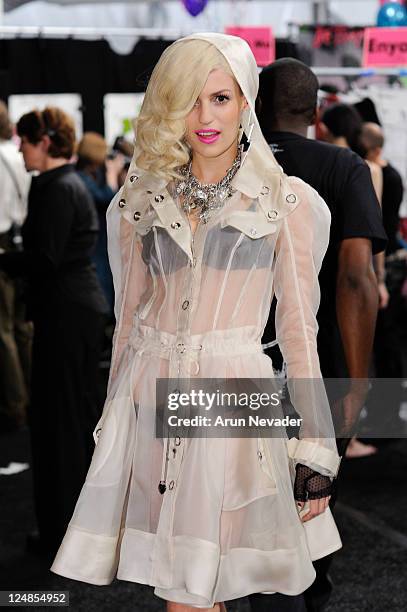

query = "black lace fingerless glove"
[[294, 463, 333, 501]]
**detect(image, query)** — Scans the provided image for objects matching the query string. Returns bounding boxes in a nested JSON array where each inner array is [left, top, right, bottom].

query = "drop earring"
[[240, 108, 254, 167], [238, 123, 244, 145]]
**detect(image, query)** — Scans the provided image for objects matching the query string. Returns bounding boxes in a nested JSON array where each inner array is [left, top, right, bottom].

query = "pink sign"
[[363, 27, 407, 67], [225, 26, 275, 67]]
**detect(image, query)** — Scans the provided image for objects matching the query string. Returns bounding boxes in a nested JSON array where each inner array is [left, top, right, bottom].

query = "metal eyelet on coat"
[[171, 222, 181, 230], [258, 450, 263, 460], [169, 480, 175, 490], [260, 186, 270, 195], [133, 211, 141, 221], [129, 175, 139, 183], [155, 194, 165, 202], [175, 436, 181, 446], [118, 199, 126, 208], [286, 194, 297, 204], [267, 210, 278, 220], [95, 428, 102, 438]]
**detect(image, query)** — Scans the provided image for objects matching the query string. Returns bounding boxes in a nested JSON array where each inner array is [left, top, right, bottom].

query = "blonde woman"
[[51, 34, 341, 612]]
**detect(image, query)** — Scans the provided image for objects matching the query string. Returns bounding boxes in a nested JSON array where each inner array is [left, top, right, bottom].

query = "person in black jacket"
[[0, 107, 109, 556]]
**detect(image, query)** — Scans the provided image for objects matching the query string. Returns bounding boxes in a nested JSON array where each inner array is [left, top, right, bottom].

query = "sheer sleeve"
[[273, 177, 341, 478], [106, 188, 148, 393]]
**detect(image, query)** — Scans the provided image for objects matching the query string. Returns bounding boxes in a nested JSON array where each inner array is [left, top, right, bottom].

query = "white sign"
[[103, 93, 145, 147]]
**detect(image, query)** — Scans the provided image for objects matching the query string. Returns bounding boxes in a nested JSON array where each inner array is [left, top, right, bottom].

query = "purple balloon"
[[182, 0, 209, 18]]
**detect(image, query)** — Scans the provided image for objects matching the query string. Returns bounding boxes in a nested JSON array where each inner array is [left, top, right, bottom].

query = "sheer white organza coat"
[[51, 33, 342, 608]]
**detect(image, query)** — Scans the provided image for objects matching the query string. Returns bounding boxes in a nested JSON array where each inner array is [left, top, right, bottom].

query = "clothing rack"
[[312, 67, 407, 77], [0, 25, 189, 39], [0, 26, 406, 77]]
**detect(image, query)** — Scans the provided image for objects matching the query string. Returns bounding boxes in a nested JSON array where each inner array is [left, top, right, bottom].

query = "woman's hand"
[[297, 496, 331, 523], [293, 463, 333, 522]]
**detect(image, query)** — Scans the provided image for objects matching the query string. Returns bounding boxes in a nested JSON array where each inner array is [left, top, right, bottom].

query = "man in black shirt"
[[249, 58, 387, 612]]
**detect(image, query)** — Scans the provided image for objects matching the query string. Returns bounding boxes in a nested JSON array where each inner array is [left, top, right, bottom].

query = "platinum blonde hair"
[[135, 38, 242, 182]]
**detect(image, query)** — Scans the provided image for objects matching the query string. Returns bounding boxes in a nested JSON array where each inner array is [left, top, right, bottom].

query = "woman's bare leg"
[[167, 602, 226, 612]]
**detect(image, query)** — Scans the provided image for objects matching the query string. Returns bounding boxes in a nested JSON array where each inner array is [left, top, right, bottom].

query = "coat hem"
[[51, 524, 320, 607]]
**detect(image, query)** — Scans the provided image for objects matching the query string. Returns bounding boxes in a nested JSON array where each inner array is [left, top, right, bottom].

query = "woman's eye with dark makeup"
[[214, 94, 230, 104]]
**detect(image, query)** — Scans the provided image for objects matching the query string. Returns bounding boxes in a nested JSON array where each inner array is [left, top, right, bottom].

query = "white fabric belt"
[[128, 324, 270, 360]]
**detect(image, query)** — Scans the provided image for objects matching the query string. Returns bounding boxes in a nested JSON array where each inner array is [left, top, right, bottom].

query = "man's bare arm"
[[336, 237, 378, 378], [334, 238, 379, 439]]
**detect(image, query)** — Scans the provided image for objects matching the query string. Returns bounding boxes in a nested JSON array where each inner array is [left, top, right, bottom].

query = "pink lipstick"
[[195, 130, 221, 144]]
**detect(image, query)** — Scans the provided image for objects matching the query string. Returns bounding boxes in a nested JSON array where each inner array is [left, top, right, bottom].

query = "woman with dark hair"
[[321, 103, 383, 204], [0, 106, 108, 555], [320, 103, 364, 154]]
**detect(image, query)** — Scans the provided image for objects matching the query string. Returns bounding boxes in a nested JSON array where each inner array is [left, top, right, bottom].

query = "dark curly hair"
[[16, 106, 76, 159]]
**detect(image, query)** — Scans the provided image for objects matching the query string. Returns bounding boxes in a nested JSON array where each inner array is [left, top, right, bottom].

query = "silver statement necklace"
[[176, 147, 242, 224]]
